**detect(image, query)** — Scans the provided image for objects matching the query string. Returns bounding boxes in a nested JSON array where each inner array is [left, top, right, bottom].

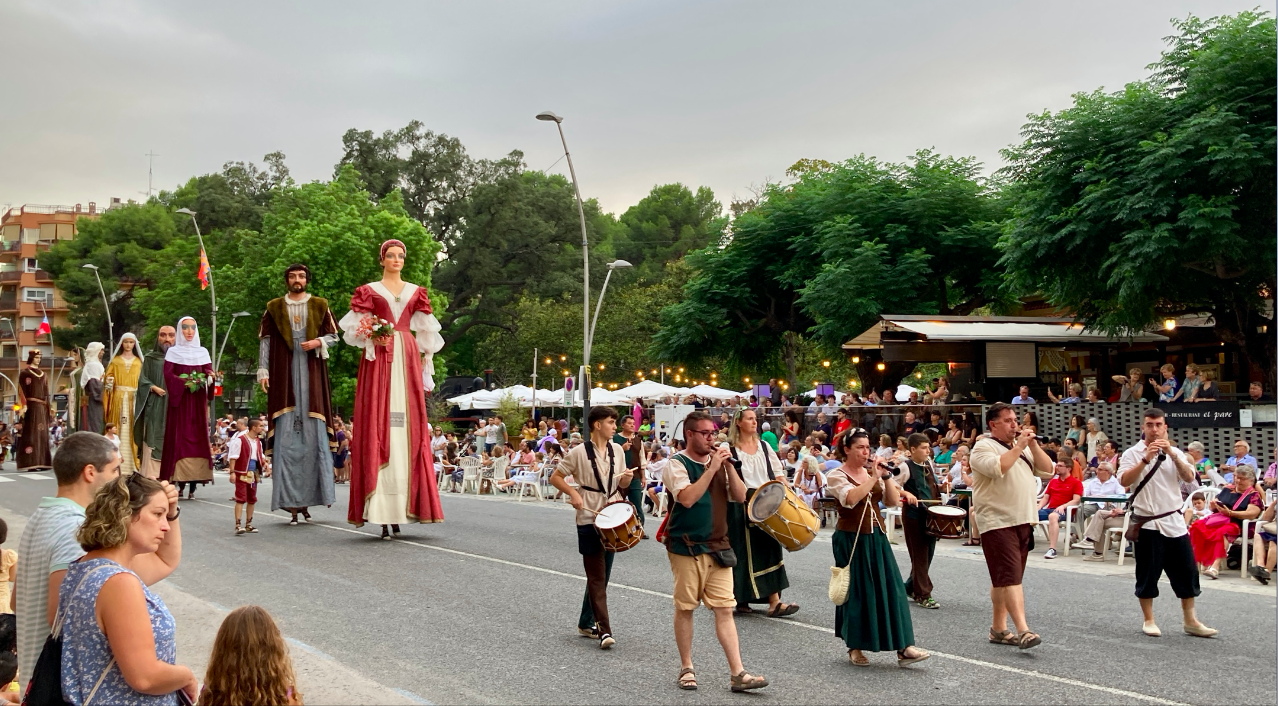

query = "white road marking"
[[194, 498, 1188, 705], [0, 476, 13, 483], [17, 473, 51, 480]]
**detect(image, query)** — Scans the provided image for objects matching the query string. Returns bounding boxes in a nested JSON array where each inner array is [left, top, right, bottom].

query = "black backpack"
[[24, 565, 116, 706]]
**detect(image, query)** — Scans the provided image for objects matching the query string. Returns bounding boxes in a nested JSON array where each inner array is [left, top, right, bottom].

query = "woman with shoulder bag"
[[824, 429, 929, 668], [59, 474, 197, 705]]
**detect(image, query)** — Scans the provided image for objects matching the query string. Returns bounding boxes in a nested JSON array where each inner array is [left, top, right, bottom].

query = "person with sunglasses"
[[159, 316, 214, 500]]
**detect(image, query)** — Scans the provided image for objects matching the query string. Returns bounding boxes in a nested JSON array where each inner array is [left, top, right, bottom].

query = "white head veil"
[[164, 316, 212, 366], [110, 332, 143, 363], [80, 342, 105, 388]]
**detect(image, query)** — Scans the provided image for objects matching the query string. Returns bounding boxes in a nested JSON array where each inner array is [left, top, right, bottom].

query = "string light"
[[544, 357, 551, 365], [876, 362, 886, 371], [851, 356, 860, 364], [560, 355, 567, 362], [822, 360, 830, 368]]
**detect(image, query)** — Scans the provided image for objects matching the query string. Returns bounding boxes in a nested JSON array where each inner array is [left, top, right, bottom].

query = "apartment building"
[[0, 200, 116, 411]]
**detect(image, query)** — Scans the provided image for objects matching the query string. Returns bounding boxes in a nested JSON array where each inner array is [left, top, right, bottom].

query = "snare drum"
[[747, 480, 821, 552], [595, 501, 643, 552], [925, 505, 966, 539]]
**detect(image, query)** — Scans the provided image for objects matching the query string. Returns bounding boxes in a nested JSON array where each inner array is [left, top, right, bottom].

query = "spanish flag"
[[197, 248, 210, 290]]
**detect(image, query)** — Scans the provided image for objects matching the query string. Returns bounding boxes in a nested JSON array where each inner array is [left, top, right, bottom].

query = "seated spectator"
[[1095, 440, 1120, 471], [1038, 458, 1083, 559], [1190, 465, 1264, 579], [832, 409, 851, 438], [1222, 440, 1257, 483], [942, 418, 962, 446], [875, 434, 895, 461], [1247, 380, 1272, 402], [1085, 387, 1105, 403], [793, 456, 825, 516], [1082, 418, 1108, 465], [1011, 385, 1035, 404], [760, 422, 779, 452], [1065, 415, 1084, 446], [901, 411, 924, 436], [934, 439, 953, 466], [1249, 502, 1276, 585], [781, 447, 801, 481], [944, 445, 969, 492], [813, 412, 832, 440], [442, 443, 465, 493], [497, 450, 543, 492], [1183, 491, 1211, 528], [923, 411, 944, 438], [1185, 441, 1224, 489], [60, 474, 197, 705], [199, 605, 300, 705], [1078, 463, 1129, 561], [1059, 445, 1084, 482], [1195, 369, 1219, 401], [1080, 461, 1123, 520], [1174, 364, 1201, 402], [645, 449, 670, 516], [1264, 461, 1276, 490]]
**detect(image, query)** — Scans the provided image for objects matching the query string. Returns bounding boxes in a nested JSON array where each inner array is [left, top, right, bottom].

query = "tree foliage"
[[999, 11, 1276, 385], [652, 150, 1007, 389], [613, 184, 723, 283]]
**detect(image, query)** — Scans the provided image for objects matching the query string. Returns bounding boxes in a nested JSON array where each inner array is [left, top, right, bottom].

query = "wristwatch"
[[166, 506, 181, 522]]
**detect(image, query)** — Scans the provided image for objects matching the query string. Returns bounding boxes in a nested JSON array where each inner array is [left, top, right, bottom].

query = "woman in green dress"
[[825, 428, 930, 668]]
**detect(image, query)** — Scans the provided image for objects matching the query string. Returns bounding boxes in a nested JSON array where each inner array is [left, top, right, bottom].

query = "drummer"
[[826, 429, 930, 668], [726, 408, 798, 617], [900, 433, 942, 609], [550, 406, 633, 650]]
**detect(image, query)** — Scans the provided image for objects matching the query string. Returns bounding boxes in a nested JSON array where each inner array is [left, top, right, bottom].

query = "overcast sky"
[[0, 0, 1260, 216]]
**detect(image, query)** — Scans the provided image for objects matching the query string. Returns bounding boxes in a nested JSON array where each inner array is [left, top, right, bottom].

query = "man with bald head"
[[134, 325, 176, 478]]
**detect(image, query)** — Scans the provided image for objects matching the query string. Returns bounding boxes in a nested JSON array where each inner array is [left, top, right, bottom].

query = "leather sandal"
[[897, 647, 930, 667], [989, 628, 1018, 645], [734, 605, 754, 615], [730, 671, 768, 692], [848, 650, 870, 667], [1017, 631, 1042, 649], [767, 603, 800, 618], [677, 667, 697, 690]]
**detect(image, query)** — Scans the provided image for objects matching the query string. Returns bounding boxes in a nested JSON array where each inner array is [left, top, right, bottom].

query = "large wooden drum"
[[746, 480, 820, 552]]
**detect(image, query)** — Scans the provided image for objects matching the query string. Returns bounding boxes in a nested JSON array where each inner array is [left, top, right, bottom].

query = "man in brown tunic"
[[257, 264, 338, 524]]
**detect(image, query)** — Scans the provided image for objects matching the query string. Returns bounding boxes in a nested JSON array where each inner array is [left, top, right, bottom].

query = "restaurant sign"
[[1155, 401, 1239, 428]]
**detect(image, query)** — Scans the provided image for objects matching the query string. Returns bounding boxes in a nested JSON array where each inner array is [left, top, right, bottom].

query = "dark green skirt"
[[727, 495, 789, 604], [832, 528, 915, 652]]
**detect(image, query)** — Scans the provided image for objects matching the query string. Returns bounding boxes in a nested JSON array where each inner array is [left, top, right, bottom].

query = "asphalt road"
[[2, 467, 1274, 705]]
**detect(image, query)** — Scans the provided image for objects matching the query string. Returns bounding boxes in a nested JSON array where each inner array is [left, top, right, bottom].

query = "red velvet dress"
[[344, 283, 444, 527], [159, 361, 214, 483]]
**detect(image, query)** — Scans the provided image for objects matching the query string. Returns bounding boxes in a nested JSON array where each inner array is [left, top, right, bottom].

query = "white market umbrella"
[[891, 384, 920, 403], [685, 384, 746, 401], [614, 379, 684, 400]]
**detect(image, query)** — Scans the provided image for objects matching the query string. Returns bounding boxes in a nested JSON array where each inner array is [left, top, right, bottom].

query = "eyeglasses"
[[685, 429, 716, 439]]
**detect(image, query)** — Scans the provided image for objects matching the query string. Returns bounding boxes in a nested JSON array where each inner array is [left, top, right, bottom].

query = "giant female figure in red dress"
[[340, 239, 445, 539]]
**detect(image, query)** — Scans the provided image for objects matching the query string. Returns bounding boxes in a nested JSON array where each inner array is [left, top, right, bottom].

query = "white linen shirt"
[[1118, 441, 1190, 537], [1081, 475, 1125, 508]]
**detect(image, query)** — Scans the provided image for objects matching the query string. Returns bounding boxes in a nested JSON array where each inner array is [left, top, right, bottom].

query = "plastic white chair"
[[459, 456, 482, 493], [882, 506, 902, 544], [479, 456, 508, 495], [1102, 511, 1131, 564], [514, 462, 545, 502]]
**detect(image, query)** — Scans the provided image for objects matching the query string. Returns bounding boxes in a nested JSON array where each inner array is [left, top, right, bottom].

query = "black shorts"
[[1134, 529, 1200, 600], [577, 523, 605, 556]]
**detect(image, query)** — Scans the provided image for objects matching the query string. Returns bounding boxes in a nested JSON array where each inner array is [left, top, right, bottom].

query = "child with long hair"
[[200, 605, 301, 705]]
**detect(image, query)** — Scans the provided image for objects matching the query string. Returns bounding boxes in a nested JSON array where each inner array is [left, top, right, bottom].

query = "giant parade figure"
[[160, 316, 214, 498], [134, 325, 176, 478], [340, 239, 445, 539], [257, 263, 339, 525], [104, 333, 144, 474]]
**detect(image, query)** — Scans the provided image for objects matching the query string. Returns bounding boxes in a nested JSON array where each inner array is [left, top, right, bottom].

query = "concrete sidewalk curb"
[[0, 504, 426, 706]]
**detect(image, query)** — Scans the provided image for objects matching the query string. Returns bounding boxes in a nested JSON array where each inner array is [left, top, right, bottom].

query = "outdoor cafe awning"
[[843, 315, 1169, 350]]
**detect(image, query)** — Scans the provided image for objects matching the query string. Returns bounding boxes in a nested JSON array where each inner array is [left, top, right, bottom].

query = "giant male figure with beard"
[[258, 263, 339, 524], [134, 324, 176, 478]]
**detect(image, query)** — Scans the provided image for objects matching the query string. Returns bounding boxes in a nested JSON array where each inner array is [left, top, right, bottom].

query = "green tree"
[[613, 184, 723, 283], [999, 11, 1276, 387], [652, 151, 1007, 392]]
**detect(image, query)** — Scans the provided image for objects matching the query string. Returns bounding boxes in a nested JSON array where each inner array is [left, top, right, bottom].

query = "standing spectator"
[[59, 474, 196, 705], [1046, 383, 1083, 404], [833, 409, 852, 438], [332, 418, 350, 484], [1082, 418, 1108, 465], [14, 433, 125, 691], [1193, 369, 1218, 401], [1173, 364, 1201, 402], [1086, 388, 1105, 403], [759, 422, 779, 452], [781, 410, 801, 445], [1037, 456, 1083, 559], [1118, 408, 1216, 638], [0, 519, 12, 615], [768, 379, 782, 408], [1074, 463, 1125, 555], [1011, 386, 1035, 404], [1189, 465, 1263, 580], [1117, 368, 1146, 402], [968, 403, 1054, 649], [1247, 381, 1272, 402], [1065, 415, 1084, 446], [1150, 364, 1179, 402], [199, 606, 301, 706], [103, 423, 120, 451]]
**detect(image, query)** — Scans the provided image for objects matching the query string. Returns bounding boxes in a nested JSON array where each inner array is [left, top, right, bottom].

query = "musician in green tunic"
[[133, 325, 176, 478]]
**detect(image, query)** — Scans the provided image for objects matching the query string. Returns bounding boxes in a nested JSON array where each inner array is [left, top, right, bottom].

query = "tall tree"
[[652, 151, 1007, 391], [999, 11, 1276, 387], [336, 121, 522, 245], [613, 184, 723, 282]]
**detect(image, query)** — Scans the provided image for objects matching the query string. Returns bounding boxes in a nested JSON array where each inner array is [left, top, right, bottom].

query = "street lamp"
[[588, 259, 632, 356], [537, 110, 593, 418], [174, 207, 219, 426], [215, 312, 251, 373], [81, 264, 113, 353]]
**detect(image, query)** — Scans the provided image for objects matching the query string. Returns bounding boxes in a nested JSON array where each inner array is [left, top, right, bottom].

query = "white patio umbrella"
[[614, 379, 684, 400], [685, 384, 747, 401]]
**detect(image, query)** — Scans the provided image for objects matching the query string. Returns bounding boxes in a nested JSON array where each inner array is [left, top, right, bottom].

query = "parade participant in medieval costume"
[[104, 333, 143, 474], [230, 418, 270, 535], [78, 342, 105, 435], [134, 326, 175, 479], [614, 414, 647, 536], [826, 429, 930, 667], [339, 239, 445, 539], [160, 316, 214, 498], [16, 350, 51, 471], [725, 407, 798, 617], [257, 263, 339, 525]]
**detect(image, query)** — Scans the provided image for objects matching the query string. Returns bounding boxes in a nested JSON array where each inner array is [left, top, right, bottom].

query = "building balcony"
[[0, 295, 13, 311]]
